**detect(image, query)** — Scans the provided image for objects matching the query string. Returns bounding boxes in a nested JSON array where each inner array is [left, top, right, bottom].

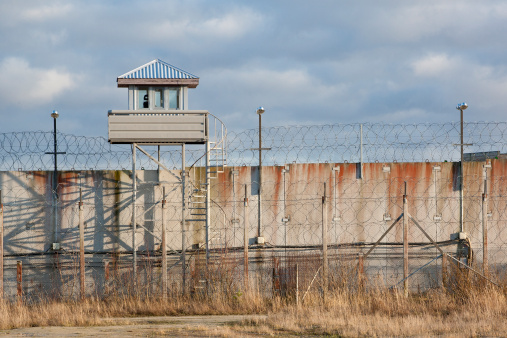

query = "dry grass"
[[1, 285, 506, 336], [0, 290, 268, 330], [253, 286, 507, 337], [1, 265, 506, 337]]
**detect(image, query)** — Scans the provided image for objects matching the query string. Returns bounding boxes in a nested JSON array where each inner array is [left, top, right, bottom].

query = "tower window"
[[154, 89, 164, 108], [169, 89, 179, 109], [134, 87, 181, 110], [138, 89, 149, 109]]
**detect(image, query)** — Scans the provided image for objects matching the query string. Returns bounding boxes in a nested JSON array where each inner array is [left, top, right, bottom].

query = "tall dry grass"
[[254, 284, 507, 336], [1, 281, 505, 336], [1, 258, 506, 337], [0, 290, 269, 330]]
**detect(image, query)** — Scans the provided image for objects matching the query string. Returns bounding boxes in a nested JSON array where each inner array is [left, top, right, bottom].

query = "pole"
[[53, 117, 58, 244], [205, 139, 210, 268], [181, 144, 186, 295], [104, 261, 110, 295], [357, 254, 364, 290], [162, 186, 167, 299], [296, 264, 299, 307], [132, 143, 137, 285], [360, 123, 363, 179], [442, 253, 447, 288], [79, 188, 85, 299], [482, 180, 488, 276], [157, 145, 161, 183], [403, 182, 409, 297], [460, 109, 464, 233], [0, 190, 3, 299], [17, 261, 22, 303], [258, 112, 262, 238], [243, 184, 249, 288], [46, 112, 65, 245], [322, 182, 328, 296]]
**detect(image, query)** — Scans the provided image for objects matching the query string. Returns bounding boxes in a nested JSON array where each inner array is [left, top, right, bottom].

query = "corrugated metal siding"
[[118, 59, 198, 79]]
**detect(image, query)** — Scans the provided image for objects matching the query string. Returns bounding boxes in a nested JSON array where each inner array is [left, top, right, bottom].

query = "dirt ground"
[[0, 315, 268, 337]]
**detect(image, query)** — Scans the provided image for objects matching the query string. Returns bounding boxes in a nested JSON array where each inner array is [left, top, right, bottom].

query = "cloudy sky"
[[1, 0, 507, 137]]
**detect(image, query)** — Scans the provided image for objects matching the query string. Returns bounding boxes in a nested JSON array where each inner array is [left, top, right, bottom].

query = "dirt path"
[[0, 315, 267, 337]]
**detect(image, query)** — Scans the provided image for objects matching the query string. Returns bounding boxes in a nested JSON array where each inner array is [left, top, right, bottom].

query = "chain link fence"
[[0, 122, 507, 301]]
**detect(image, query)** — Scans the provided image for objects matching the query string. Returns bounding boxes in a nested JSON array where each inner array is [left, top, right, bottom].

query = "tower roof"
[[117, 59, 199, 88]]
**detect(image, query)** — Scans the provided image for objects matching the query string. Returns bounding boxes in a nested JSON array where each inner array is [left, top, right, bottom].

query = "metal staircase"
[[208, 116, 227, 177], [186, 113, 228, 260]]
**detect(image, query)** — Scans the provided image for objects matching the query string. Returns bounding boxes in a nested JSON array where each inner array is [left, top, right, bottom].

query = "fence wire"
[[2, 122, 507, 171], [1, 122, 507, 300], [1, 170, 506, 300]]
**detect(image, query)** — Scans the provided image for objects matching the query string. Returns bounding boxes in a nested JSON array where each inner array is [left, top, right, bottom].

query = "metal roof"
[[118, 59, 198, 80]]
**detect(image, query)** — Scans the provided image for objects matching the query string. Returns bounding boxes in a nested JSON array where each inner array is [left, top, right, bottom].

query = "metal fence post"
[[296, 264, 299, 307], [0, 190, 3, 299], [357, 254, 364, 290], [182, 144, 186, 295], [104, 261, 110, 295], [162, 187, 167, 300], [482, 183, 488, 276], [79, 188, 85, 299], [17, 261, 22, 303], [243, 184, 249, 289], [322, 182, 328, 296], [132, 143, 137, 288], [442, 254, 447, 288], [403, 182, 409, 297]]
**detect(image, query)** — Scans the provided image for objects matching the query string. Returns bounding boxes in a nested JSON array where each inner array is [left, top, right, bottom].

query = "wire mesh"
[[0, 122, 507, 300], [1, 169, 506, 300]]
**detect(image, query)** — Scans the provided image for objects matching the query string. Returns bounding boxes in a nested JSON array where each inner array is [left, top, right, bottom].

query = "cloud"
[[22, 3, 73, 21], [371, 108, 427, 123], [0, 57, 76, 108], [0, 1, 72, 26], [154, 7, 263, 43], [1, 1, 507, 135], [411, 54, 456, 77], [202, 65, 347, 109]]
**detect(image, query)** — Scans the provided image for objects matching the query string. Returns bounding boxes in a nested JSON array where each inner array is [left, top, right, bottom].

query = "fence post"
[[132, 143, 137, 289], [322, 182, 328, 297], [243, 184, 249, 289], [357, 254, 364, 290], [0, 190, 3, 299], [104, 261, 110, 295], [79, 188, 85, 300], [181, 144, 186, 295], [403, 182, 409, 297], [441, 254, 447, 288], [162, 187, 167, 300], [296, 264, 299, 307], [482, 187, 488, 276], [17, 261, 22, 303]]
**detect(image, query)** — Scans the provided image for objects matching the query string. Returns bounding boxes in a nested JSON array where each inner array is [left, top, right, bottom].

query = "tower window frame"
[[134, 87, 181, 110]]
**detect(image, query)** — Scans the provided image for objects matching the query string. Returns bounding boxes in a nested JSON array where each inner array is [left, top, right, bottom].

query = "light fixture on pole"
[[257, 107, 264, 242], [456, 102, 468, 233], [45, 110, 66, 247], [251, 106, 270, 244]]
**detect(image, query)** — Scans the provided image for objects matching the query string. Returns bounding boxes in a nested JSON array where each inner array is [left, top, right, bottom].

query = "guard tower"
[[107, 59, 227, 292], [109, 59, 207, 144]]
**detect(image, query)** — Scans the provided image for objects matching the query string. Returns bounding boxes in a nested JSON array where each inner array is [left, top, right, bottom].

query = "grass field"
[[1, 272, 506, 337]]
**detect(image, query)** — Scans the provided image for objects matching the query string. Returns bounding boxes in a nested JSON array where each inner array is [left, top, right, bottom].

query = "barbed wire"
[[1, 121, 507, 171]]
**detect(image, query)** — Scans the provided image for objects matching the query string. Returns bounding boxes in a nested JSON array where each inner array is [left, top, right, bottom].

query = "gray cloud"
[[1, 0, 506, 136]]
